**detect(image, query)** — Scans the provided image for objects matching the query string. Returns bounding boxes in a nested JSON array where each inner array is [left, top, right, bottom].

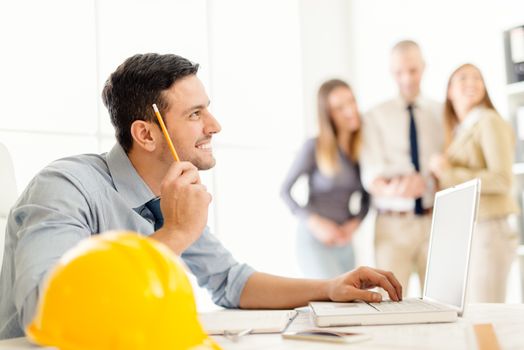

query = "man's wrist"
[[311, 279, 332, 302], [150, 227, 190, 255]]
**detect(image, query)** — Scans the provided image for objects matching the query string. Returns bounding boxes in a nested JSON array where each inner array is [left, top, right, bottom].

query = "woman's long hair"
[[316, 79, 361, 176], [443, 63, 496, 148]]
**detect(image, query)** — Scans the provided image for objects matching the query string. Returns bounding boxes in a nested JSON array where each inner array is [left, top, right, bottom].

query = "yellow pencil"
[[152, 104, 180, 162]]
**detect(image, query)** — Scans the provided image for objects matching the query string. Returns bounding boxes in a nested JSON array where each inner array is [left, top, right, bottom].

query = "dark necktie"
[[408, 104, 424, 215], [145, 198, 164, 230]]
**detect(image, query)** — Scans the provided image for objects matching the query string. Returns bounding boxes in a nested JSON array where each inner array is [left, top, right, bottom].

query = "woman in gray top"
[[281, 79, 370, 278]]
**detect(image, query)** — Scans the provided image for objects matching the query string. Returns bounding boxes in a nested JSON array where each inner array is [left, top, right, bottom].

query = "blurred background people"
[[281, 79, 370, 279], [360, 41, 443, 296], [429, 63, 519, 302]]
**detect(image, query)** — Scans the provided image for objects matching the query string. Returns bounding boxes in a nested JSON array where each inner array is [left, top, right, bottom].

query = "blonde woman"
[[429, 64, 519, 302], [281, 79, 370, 278]]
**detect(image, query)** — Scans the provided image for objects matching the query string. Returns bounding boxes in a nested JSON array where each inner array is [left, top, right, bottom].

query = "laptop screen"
[[423, 180, 479, 311]]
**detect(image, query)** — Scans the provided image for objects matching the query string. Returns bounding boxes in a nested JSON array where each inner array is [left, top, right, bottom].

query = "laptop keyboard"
[[370, 299, 444, 312]]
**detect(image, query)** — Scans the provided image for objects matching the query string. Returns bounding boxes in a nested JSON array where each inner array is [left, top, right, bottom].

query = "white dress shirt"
[[360, 95, 444, 211]]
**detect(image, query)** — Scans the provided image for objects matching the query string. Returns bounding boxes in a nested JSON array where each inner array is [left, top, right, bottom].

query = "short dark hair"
[[102, 53, 199, 153]]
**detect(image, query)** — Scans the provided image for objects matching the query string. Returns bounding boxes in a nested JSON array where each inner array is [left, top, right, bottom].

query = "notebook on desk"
[[310, 179, 481, 327], [198, 309, 297, 335]]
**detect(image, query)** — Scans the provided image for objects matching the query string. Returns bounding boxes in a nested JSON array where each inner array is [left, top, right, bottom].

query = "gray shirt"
[[281, 138, 370, 225], [0, 143, 255, 339]]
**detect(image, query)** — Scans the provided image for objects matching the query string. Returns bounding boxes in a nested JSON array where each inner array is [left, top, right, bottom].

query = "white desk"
[[1, 304, 523, 349]]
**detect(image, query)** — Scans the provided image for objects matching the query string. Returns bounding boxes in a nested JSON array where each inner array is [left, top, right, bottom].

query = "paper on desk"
[[198, 310, 297, 335], [288, 307, 471, 349]]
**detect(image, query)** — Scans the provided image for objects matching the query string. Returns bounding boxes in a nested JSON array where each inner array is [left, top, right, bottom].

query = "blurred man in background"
[[360, 41, 443, 296]]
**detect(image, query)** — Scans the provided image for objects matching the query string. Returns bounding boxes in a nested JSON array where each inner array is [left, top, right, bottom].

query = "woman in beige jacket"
[[429, 63, 519, 302]]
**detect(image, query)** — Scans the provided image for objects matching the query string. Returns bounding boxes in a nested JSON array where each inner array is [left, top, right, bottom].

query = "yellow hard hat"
[[26, 231, 221, 350]]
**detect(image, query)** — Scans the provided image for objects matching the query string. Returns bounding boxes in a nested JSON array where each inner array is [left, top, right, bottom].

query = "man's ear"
[[130, 120, 158, 152]]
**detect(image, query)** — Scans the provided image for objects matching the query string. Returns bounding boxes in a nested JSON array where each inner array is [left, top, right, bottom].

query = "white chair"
[[0, 143, 17, 270]]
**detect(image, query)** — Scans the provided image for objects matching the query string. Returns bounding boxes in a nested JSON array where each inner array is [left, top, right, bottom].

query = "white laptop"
[[310, 179, 481, 327]]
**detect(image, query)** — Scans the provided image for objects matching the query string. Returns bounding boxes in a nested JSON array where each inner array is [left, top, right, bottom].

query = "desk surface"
[[1, 304, 523, 349]]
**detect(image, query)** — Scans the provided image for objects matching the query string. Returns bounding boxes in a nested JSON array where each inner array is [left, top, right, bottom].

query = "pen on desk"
[[152, 104, 180, 162], [224, 328, 253, 342], [281, 311, 299, 334]]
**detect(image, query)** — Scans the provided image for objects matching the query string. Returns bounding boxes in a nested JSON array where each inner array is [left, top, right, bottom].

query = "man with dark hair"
[[102, 54, 200, 154], [0, 53, 402, 339]]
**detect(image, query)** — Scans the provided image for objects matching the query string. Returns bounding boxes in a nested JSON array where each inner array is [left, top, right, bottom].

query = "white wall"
[[349, 0, 524, 116], [0, 0, 99, 188], [299, 0, 354, 137], [206, 0, 303, 278]]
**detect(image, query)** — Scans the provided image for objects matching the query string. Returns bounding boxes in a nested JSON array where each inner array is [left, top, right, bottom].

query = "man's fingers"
[[175, 168, 201, 186], [164, 161, 197, 179], [164, 161, 201, 184], [191, 184, 212, 202], [161, 162, 201, 193], [359, 267, 400, 301], [348, 287, 382, 303], [374, 269, 403, 300]]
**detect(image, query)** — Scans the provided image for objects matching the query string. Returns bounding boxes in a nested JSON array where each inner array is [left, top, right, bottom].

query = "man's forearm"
[[149, 227, 192, 255], [239, 272, 330, 309]]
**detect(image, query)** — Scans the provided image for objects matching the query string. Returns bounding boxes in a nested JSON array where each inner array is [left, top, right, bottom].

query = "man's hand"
[[370, 177, 392, 196], [151, 161, 212, 255], [396, 173, 426, 198], [371, 177, 404, 197], [326, 266, 402, 302], [307, 214, 344, 246], [372, 174, 426, 199]]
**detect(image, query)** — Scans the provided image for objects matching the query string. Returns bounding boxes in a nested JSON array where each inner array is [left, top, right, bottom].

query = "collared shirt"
[[0, 143, 255, 339], [360, 95, 444, 211]]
